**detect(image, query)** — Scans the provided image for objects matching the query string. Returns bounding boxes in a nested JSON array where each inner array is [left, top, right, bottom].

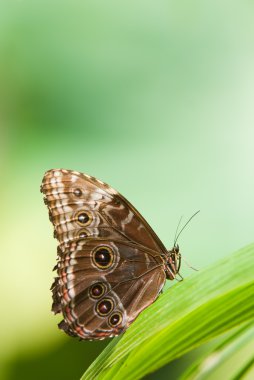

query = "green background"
[[1, 1, 253, 379]]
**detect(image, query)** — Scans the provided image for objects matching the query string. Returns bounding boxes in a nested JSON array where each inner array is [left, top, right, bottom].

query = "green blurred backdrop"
[[1, 1, 254, 379]]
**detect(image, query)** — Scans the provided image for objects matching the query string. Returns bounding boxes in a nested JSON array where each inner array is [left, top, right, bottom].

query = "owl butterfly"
[[41, 169, 181, 340]]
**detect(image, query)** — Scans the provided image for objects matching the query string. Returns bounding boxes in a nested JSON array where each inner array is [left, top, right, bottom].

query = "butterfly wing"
[[41, 169, 166, 339], [41, 169, 167, 253], [54, 239, 165, 339]]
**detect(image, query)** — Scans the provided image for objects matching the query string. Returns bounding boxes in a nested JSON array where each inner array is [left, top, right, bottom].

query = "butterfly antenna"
[[173, 215, 183, 247], [174, 210, 200, 246]]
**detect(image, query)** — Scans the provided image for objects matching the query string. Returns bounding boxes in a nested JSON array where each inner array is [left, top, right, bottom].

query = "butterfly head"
[[165, 244, 181, 280], [165, 211, 200, 280]]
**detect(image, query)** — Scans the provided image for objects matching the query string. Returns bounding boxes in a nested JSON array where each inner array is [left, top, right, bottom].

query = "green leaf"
[[180, 321, 254, 380], [81, 244, 254, 380]]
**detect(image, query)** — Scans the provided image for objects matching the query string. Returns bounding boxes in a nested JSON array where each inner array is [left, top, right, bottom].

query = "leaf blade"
[[180, 321, 254, 380], [81, 243, 254, 380]]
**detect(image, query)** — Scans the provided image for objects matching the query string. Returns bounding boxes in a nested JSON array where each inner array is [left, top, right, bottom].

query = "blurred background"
[[1, 1, 254, 379]]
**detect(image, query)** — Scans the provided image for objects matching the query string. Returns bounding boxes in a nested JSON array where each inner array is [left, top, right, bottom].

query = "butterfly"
[[41, 169, 181, 340]]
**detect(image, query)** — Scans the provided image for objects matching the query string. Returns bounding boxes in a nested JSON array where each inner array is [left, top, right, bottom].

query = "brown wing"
[[41, 169, 166, 339], [53, 239, 165, 340], [41, 169, 167, 254]]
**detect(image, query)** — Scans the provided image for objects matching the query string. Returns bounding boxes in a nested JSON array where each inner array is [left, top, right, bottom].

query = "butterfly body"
[[41, 169, 180, 340]]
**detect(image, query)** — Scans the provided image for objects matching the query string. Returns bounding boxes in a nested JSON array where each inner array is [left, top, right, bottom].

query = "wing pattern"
[[41, 169, 166, 339]]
